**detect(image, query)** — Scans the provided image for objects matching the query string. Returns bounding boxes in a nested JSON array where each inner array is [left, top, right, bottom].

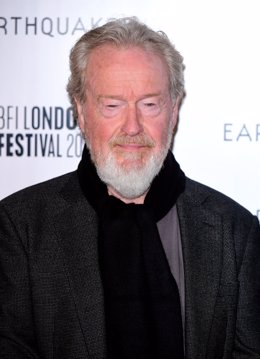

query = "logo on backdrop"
[[224, 123, 260, 142], [0, 105, 83, 157], [0, 17, 108, 37]]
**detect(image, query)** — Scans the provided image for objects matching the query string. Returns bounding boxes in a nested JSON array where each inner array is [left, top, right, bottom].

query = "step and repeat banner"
[[0, 0, 259, 219]]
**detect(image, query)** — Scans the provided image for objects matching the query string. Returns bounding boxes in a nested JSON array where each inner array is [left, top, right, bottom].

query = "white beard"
[[95, 148, 168, 199], [86, 125, 173, 200]]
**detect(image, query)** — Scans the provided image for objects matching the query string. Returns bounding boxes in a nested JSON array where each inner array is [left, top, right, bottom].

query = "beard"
[[86, 126, 173, 200]]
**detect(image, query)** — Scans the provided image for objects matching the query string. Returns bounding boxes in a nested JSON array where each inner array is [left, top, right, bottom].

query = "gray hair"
[[67, 17, 185, 117]]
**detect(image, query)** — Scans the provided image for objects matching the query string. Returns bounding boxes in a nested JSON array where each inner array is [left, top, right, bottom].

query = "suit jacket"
[[0, 172, 259, 358]]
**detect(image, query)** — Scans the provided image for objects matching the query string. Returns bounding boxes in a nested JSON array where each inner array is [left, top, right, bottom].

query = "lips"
[[115, 143, 147, 151]]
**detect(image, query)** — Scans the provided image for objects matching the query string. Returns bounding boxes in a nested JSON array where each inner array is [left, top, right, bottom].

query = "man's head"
[[67, 18, 185, 202]]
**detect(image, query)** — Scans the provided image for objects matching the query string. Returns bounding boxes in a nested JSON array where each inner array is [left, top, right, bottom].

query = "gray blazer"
[[0, 172, 259, 358]]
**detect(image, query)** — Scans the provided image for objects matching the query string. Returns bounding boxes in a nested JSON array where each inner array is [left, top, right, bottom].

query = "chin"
[[114, 150, 154, 170]]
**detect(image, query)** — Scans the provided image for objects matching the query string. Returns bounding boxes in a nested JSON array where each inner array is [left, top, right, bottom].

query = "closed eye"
[[138, 99, 162, 116], [99, 99, 125, 117], [144, 102, 156, 107], [106, 104, 120, 108]]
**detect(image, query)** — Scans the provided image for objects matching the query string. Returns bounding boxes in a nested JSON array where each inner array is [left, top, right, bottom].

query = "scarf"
[[77, 146, 186, 359]]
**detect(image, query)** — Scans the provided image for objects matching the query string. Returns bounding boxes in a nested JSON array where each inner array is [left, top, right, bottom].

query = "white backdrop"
[[0, 0, 259, 219]]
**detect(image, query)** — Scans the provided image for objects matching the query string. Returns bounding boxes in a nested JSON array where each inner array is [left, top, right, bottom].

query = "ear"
[[172, 95, 181, 128], [74, 98, 85, 135]]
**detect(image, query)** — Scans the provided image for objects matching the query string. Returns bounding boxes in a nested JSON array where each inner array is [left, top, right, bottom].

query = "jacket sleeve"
[[0, 202, 40, 358], [233, 216, 260, 358]]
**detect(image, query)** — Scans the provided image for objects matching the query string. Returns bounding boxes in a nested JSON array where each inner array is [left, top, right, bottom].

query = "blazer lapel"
[[177, 181, 223, 359], [53, 175, 106, 358]]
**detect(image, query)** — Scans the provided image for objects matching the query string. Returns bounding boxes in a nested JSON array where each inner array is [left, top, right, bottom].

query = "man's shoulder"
[[0, 171, 82, 218], [181, 179, 260, 274], [182, 178, 255, 223]]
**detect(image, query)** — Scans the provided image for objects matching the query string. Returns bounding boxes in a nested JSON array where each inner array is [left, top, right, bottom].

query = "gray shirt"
[[157, 205, 185, 329]]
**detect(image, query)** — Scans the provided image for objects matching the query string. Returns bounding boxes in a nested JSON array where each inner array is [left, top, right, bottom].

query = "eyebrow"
[[98, 93, 163, 101]]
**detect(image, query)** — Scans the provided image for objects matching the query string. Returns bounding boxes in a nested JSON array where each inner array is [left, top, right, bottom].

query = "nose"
[[121, 105, 143, 136]]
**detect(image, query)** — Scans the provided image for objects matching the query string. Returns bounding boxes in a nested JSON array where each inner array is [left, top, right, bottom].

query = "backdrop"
[[1, 0, 259, 220]]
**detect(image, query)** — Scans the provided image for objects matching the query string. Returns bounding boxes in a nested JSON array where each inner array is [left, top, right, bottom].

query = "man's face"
[[76, 44, 179, 200]]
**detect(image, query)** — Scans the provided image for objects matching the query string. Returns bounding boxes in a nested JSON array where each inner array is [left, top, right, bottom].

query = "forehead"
[[85, 44, 169, 95]]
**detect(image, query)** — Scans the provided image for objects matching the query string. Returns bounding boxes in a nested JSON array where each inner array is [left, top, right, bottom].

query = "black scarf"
[[77, 146, 186, 359]]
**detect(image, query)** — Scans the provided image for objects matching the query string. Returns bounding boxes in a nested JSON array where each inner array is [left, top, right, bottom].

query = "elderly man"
[[0, 18, 259, 359]]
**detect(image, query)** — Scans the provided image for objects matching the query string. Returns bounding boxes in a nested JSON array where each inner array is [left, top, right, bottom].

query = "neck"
[[107, 185, 147, 204]]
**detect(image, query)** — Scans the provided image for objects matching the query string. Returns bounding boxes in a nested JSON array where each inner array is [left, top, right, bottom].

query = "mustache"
[[109, 134, 155, 148]]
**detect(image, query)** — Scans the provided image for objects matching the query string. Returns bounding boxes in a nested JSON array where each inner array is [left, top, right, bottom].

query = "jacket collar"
[[177, 179, 223, 358], [53, 172, 106, 358]]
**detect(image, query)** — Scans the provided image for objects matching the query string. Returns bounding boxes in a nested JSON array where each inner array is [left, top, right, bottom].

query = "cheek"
[[86, 121, 113, 153], [147, 120, 171, 146]]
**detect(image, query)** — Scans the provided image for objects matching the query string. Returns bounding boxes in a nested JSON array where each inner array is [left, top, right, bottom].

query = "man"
[[0, 17, 259, 359]]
